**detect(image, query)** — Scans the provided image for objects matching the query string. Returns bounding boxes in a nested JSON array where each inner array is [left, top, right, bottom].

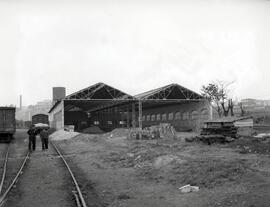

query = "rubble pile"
[[201, 121, 238, 138], [157, 123, 177, 139], [82, 126, 104, 134], [107, 128, 130, 138], [196, 135, 235, 145], [50, 129, 80, 141], [128, 123, 176, 140], [197, 120, 238, 144]]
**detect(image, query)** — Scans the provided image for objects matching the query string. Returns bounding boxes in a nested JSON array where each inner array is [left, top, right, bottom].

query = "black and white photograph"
[[0, 0, 270, 206]]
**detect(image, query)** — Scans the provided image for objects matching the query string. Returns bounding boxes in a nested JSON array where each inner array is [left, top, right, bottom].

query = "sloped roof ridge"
[[65, 82, 133, 100], [65, 82, 103, 99], [134, 83, 175, 99], [134, 83, 202, 100]]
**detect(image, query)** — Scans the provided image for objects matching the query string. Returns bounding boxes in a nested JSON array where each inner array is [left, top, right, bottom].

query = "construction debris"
[[201, 120, 238, 138], [128, 123, 176, 140], [254, 133, 270, 139], [179, 185, 199, 193], [201, 116, 254, 138], [50, 129, 80, 141], [197, 118, 245, 144], [82, 126, 104, 134], [108, 128, 130, 138], [198, 135, 235, 144], [128, 128, 157, 140]]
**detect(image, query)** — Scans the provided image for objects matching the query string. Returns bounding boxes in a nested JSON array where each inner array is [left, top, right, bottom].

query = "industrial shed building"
[[48, 82, 210, 132]]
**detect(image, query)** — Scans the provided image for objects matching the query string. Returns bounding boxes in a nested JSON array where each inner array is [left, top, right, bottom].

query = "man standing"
[[40, 128, 49, 150], [27, 125, 37, 151]]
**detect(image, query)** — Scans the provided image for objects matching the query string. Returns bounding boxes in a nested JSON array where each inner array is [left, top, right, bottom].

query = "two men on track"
[[39, 128, 49, 150], [27, 126, 49, 151], [27, 125, 37, 151]]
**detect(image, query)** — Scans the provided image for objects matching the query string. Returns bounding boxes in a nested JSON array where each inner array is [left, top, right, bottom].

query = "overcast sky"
[[0, 0, 270, 106]]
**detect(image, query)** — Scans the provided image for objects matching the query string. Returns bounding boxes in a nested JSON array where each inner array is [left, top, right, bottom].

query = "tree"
[[239, 102, 245, 116], [201, 81, 234, 117]]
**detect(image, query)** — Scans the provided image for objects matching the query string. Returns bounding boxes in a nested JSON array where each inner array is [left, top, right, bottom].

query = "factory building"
[[48, 82, 210, 132]]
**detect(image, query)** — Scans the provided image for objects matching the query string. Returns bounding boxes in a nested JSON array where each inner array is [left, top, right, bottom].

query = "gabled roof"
[[49, 82, 205, 114], [65, 82, 134, 100], [134, 83, 203, 100], [48, 82, 134, 113]]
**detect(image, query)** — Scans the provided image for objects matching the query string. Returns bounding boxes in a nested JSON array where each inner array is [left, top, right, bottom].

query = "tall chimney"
[[20, 95, 22, 109]]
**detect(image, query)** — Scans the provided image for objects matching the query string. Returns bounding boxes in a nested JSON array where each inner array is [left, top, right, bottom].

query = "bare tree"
[[201, 81, 234, 117], [239, 102, 245, 116]]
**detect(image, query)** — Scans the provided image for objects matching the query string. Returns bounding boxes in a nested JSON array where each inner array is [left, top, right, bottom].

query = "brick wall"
[[141, 101, 209, 132], [88, 100, 209, 132]]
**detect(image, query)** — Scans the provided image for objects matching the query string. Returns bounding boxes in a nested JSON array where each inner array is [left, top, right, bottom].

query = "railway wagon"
[[32, 114, 49, 125], [24, 121, 32, 128], [0, 107, 16, 142]]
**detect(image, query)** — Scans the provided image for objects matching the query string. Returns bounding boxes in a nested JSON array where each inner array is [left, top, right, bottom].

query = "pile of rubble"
[[200, 121, 238, 138], [195, 119, 238, 144], [195, 135, 235, 145], [128, 123, 176, 140], [50, 129, 80, 141], [82, 126, 104, 134], [107, 128, 130, 138]]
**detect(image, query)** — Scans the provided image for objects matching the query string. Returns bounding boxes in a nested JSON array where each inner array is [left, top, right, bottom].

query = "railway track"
[[0, 143, 30, 206], [0, 136, 88, 207], [52, 142, 88, 207], [0, 144, 9, 195]]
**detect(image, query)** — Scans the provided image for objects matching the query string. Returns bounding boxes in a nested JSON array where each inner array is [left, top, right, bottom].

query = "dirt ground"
[[56, 130, 270, 207]]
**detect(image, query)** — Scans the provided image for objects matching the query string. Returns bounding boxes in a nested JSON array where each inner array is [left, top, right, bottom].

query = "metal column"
[[61, 100, 65, 129], [138, 100, 142, 129], [132, 103, 136, 128], [126, 106, 130, 128], [138, 100, 143, 139]]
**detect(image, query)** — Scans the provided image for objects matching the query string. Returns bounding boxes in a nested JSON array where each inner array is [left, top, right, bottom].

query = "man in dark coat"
[[40, 128, 49, 150], [27, 125, 37, 151]]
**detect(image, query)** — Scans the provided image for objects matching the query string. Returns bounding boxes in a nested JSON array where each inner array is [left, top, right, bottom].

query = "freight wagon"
[[24, 121, 32, 128], [0, 107, 16, 142], [32, 114, 49, 125], [31, 114, 50, 133]]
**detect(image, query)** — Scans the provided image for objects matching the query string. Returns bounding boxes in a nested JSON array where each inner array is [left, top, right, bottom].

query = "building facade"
[[49, 82, 210, 132]]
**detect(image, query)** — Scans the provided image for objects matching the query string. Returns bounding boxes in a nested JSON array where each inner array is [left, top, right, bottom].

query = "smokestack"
[[20, 95, 22, 109]]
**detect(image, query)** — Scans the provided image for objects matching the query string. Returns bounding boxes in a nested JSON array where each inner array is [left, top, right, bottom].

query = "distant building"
[[240, 98, 270, 108], [241, 99, 257, 107], [16, 100, 52, 121]]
